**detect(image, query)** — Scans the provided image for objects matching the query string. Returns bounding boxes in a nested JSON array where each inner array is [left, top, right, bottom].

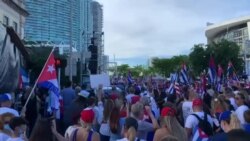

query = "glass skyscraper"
[[24, 0, 81, 50]]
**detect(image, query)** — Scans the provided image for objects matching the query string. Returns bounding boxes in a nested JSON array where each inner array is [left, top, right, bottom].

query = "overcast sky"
[[96, 0, 250, 66]]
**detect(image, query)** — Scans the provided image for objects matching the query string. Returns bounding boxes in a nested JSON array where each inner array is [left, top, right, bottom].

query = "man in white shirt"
[[185, 98, 213, 139], [126, 87, 136, 103], [182, 87, 197, 122], [224, 87, 238, 110], [0, 93, 19, 117], [235, 93, 249, 124]]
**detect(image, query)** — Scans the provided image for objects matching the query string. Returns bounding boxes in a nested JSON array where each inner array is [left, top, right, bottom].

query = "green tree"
[[130, 65, 145, 77], [152, 58, 170, 76], [207, 40, 243, 73], [152, 55, 189, 76], [189, 44, 207, 75], [117, 64, 130, 76], [189, 40, 244, 75]]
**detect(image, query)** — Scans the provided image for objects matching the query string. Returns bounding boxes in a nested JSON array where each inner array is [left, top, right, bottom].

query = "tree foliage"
[[117, 64, 130, 76], [152, 55, 189, 77], [189, 44, 208, 75], [189, 40, 244, 75], [116, 64, 156, 77]]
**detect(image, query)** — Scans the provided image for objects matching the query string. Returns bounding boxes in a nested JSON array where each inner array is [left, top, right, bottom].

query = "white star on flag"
[[47, 65, 55, 74]]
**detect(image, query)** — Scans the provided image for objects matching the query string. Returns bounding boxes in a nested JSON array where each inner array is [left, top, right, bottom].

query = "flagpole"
[[21, 47, 56, 115]]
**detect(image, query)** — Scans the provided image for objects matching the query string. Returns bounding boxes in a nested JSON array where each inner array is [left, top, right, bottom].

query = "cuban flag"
[[37, 52, 60, 115], [174, 82, 181, 96], [18, 67, 30, 89], [201, 74, 207, 91], [167, 73, 178, 94], [37, 53, 59, 97], [208, 56, 216, 84], [180, 63, 189, 84], [217, 64, 223, 83], [20, 68, 30, 87], [216, 64, 224, 93], [127, 71, 133, 85], [192, 126, 209, 141]]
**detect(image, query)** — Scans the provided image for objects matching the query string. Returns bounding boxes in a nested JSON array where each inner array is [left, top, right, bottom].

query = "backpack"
[[192, 113, 213, 136]]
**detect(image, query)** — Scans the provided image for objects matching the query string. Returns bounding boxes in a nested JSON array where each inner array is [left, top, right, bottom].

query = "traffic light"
[[55, 58, 67, 68], [55, 59, 61, 67]]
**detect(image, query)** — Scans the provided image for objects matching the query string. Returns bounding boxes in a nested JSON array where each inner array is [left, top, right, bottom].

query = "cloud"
[[97, 0, 250, 65]]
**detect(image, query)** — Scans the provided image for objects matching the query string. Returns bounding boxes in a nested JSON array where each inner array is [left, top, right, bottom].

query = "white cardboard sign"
[[90, 74, 110, 88]]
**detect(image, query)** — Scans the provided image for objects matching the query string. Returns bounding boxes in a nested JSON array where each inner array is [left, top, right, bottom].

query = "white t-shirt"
[[96, 101, 104, 125], [185, 112, 213, 130], [0, 132, 10, 141], [6, 137, 24, 141], [99, 122, 110, 136], [229, 97, 238, 110], [0, 107, 19, 117], [182, 101, 193, 122], [235, 105, 249, 124]]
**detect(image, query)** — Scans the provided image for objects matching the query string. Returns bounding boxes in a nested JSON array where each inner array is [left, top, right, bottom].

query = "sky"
[[96, 0, 250, 66]]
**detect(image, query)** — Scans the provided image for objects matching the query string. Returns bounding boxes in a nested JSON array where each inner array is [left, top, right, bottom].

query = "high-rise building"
[[205, 16, 250, 74], [102, 55, 109, 74], [92, 1, 103, 33], [24, 0, 81, 51], [0, 0, 29, 39], [80, 0, 93, 50], [91, 1, 103, 73]]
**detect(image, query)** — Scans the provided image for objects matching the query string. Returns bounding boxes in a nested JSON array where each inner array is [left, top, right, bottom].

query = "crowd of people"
[[1, 78, 250, 141]]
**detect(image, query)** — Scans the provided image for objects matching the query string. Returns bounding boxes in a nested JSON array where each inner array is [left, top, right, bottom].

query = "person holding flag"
[[208, 55, 217, 85], [37, 51, 60, 118], [22, 48, 60, 119], [167, 73, 178, 95], [180, 63, 189, 85], [127, 70, 134, 85], [217, 64, 224, 83], [227, 61, 234, 79], [226, 61, 239, 85], [217, 64, 224, 93]]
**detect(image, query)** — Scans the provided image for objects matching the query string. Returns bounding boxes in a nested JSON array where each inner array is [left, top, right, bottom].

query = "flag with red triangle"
[[37, 53, 59, 97]]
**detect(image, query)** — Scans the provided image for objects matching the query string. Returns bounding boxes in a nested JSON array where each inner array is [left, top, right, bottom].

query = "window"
[[13, 22, 18, 32], [3, 16, 9, 26], [233, 30, 242, 38]]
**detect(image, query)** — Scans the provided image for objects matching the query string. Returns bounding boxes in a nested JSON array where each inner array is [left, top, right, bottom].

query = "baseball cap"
[[0, 93, 12, 103], [78, 90, 90, 98], [161, 107, 176, 117], [110, 94, 118, 100], [81, 108, 95, 123], [219, 111, 232, 122], [192, 98, 203, 107]]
